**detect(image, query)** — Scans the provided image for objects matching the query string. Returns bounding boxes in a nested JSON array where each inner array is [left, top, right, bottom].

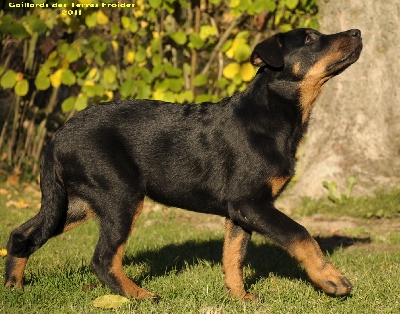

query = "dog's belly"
[[145, 183, 228, 217]]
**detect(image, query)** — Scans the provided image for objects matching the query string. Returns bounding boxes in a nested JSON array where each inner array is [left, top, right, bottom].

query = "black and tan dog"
[[5, 28, 362, 299]]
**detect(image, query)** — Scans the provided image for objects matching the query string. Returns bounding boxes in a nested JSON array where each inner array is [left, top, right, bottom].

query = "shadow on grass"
[[22, 235, 370, 294], [123, 235, 371, 286]]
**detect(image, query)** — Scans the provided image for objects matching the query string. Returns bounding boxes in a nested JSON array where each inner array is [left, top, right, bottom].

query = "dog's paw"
[[321, 275, 353, 296], [313, 264, 353, 296], [227, 289, 258, 301], [4, 278, 24, 291], [242, 293, 258, 301]]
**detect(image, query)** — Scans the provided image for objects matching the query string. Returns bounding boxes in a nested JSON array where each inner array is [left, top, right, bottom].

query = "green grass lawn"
[[1, 185, 400, 313]]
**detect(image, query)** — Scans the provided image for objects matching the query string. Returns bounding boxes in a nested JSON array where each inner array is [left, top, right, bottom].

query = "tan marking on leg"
[[4, 257, 28, 290], [110, 200, 158, 300], [268, 176, 291, 198], [222, 219, 255, 300], [110, 244, 156, 299], [289, 237, 352, 296]]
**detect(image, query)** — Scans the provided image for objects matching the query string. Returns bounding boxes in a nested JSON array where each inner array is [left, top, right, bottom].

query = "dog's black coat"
[[5, 28, 362, 299]]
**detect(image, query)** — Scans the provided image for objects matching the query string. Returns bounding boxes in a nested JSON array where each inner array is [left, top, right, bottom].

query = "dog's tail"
[[7, 140, 68, 257]]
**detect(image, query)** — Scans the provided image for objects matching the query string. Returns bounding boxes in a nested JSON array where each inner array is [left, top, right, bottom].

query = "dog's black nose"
[[349, 29, 361, 38]]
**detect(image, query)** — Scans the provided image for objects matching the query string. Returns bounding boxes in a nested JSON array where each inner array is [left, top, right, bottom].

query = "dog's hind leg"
[[4, 142, 94, 290], [90, 198, 159, 300], [222, 218, 255, 300], [5, 142, 69, 289], [5, 201, 94, 289]]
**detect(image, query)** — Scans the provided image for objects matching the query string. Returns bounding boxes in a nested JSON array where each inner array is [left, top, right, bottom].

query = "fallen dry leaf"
[[92, 295, 130, 309], [6, 199, 29, 209]]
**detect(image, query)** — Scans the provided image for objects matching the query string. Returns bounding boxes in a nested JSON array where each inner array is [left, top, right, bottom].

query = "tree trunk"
[[280, 0, 400, 206]]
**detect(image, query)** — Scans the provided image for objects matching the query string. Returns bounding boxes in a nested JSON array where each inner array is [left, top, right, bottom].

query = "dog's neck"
[[245, 71, 323, 126]]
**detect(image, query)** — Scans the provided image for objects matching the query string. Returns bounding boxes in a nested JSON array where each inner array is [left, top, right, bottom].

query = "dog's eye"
[[304, 32, 319, 45], [304, 34, 315, 44]]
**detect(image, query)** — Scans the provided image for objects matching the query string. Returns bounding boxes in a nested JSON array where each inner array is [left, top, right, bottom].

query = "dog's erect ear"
[[250, 34, 284, 69]]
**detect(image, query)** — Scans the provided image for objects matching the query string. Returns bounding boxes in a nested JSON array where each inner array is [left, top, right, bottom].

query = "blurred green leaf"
[[75, 95, 88, 111], [66, 47, 80, 63], [35, 73, 50, 90], [152, 64, 163, 77], [103, 67, 116, 84], [164, 63, 182, 77], [152, 54, 162, 67], [221, 39, 233, 53], [135, 47, 147, 63], [61, 96, 76, 113], [285, 0, 299, 10], [163, 91, 175, 102], [83, 84, 104, 97], [237, 0, 251, 11], [14, 79, 29, 96], [280, 24, 293, 32], [120, 79, 135, 98], [1, 70, 17, 89], [111, 24, 121, 37], [85, 12, 97, 28], [29, 18, 47, 34], [166, 78, 184, 93], [149, 0, 162, 8], [193, 74, 208, 87], [195, 94, 212, 103], [135, 81, 151, 99], [121, 16, 138, 33], [249, 0, 268, 13], [46, 51, 59, 68], [223, 62, 240, 79], [139, 68, 153, 84], [170, 31, 187, 45], [92, 39, 107, 53], [233, 73, 242, 85], [151, 37, 160, 53], [227, 83, 236, 96], [9, 22, 29, 39], [183, 90, 194, 102], [0, 15, 13, 34], [189, 34, 204, 50], [199, 25, 217, 40], [121, 16, 131, 29], [234, 44, 251, 62], [61, 69, 76, 86]]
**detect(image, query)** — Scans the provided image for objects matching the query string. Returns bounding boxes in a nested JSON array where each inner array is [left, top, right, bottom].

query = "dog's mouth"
[[327, 43, 363, 74]]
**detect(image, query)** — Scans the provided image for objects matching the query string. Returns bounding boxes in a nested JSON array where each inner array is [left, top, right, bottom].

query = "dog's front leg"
[[222, 218, 255, 300], [228, 199, 352, 296]]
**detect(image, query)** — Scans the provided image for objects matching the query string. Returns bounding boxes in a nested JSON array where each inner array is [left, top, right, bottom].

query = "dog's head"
[[250, 28, 363, 122], [250, 28, 363, 78]]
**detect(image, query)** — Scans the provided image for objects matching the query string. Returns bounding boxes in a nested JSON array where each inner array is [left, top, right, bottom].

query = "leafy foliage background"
[[0, 0, 318, 179]]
